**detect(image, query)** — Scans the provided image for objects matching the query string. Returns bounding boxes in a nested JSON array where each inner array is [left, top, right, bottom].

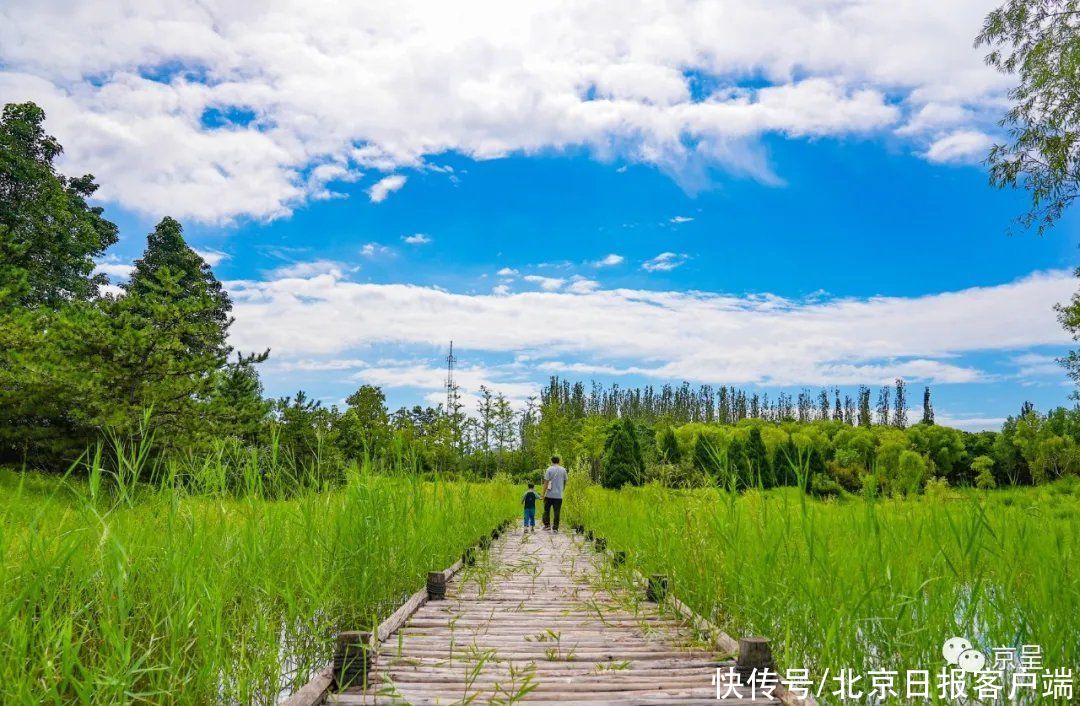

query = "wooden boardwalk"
[[325, 527, 787, 705]]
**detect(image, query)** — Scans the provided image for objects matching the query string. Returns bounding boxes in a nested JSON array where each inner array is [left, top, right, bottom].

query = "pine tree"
[[44, 265, 236, 445], [125, 217, 231, 357], [601, 417, 644, 488], [209, 350, 271, 443], [922, 386, 935, 425], [727, 437, 750, 489]]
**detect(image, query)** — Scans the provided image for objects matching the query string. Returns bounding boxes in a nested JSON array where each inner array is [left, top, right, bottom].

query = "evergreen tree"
[[746, 427, 773, 487], [922, 386, 935, 425], [601, 417, 644, 488], [125, 217, 231, 356], [209, 350, 271, 443], [727, 437, 750, 488], [44, 266, 235, 444]]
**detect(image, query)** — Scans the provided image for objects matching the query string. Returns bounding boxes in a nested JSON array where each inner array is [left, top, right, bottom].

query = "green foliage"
[[1056, 268, 1080, 393], [977, 1, 1079, 233], [691, 432, 722, 478], [0, 102, 118, 308], [566, 482, 1077, 685], [657, 426, 681, 464], [746, 427, 772, 487], [337, 384, 392, 462], [897, 449, 928, 495], [973, 454, 998, 489], [209, 351, 272, 443], [600, 417, 644, 488], [0, 467, 516, 703]]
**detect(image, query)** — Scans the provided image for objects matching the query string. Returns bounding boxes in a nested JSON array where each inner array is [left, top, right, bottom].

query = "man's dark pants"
[[542, 496, 563, 530]]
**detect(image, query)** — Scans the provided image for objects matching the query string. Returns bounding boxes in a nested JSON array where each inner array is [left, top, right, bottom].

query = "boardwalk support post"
[[594, 537, 607, 552], [736, 636, 775, 679], [427, 571, 447, 600], [333, 631, 371, 690], [585, 530, 594, 541], [646, 574, 668, 602]]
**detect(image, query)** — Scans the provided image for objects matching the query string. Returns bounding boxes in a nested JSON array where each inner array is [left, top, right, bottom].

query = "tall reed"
[[566, 474, 1078, 700], [0, 454, 516, 704]]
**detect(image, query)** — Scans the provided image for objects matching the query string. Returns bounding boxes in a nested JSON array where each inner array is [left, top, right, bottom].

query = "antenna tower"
[[445, 340, 458, 413]]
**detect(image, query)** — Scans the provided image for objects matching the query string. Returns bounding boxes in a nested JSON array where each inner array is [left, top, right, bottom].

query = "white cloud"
[[496, 267, 519, 277], [923, 130, 995, 164], [932, 414, 1009, 432], [669, 216, 694, 224], [267, 259, 355, 279], [0, 0, 1009, 221], [226, 268, 1076, 388], [523, 275, 566, 291], [1012, 352, 1064, 379], [194, 248, 229, 266], [593, 254, 624, 267], [360, 242, 392, 257], [642, 252, 688, 272], [566, 276, 600, 294], [402, 233, 431, 245], [368, 175, 407, 203], [93, 258, 134, 280], [492, 284, 512, 296]]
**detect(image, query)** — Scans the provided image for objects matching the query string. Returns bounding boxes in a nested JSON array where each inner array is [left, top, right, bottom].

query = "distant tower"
[[445, 340, 458, 413]]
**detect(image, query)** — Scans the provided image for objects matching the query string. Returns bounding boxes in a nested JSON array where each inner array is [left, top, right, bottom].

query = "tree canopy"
[[977, 0, 1079, 233], [0, 102, 118, 308]]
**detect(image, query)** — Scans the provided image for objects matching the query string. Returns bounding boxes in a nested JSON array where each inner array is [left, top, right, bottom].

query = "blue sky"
[[4, 0, 1079, 429]]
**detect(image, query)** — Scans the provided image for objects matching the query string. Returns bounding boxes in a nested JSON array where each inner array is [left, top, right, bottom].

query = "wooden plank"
[[278, 666, 333, 706], [277, 524, 504, 705], [375, 586, 427, 643]]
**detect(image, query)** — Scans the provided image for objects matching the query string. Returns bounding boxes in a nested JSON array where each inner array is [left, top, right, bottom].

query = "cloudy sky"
[[3, 0, 1079, 429]]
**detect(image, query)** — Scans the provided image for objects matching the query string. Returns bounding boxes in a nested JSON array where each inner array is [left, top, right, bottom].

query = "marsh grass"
[[0, 454, 516, 704], [565, 475, 1078, 699]]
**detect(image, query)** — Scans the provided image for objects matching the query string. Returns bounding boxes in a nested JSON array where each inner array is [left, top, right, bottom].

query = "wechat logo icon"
[[943, 637, 987, 673]]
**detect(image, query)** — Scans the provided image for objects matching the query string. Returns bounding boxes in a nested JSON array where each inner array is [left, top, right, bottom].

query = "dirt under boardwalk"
[[330, 527, 779, 705]]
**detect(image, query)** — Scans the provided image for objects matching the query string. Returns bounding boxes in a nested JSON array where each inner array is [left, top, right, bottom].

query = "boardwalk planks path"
[[327, 527, 785, 705]]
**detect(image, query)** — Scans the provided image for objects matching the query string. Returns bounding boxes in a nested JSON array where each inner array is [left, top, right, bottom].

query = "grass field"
[[566, 475, 1079, 691], [4, 462, 1076, 705], [0, 467, 517, 704]]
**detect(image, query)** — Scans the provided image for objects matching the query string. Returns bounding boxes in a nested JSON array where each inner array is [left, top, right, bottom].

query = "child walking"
[[522, 482, 539, 532]]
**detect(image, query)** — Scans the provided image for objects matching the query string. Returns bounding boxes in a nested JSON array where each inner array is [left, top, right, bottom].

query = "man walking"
[[542, 455, 568, 532]]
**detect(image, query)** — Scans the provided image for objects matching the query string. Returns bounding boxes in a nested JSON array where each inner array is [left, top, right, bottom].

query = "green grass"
[[0, 466, 516, 704], [566, 475, 1078, 700]]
